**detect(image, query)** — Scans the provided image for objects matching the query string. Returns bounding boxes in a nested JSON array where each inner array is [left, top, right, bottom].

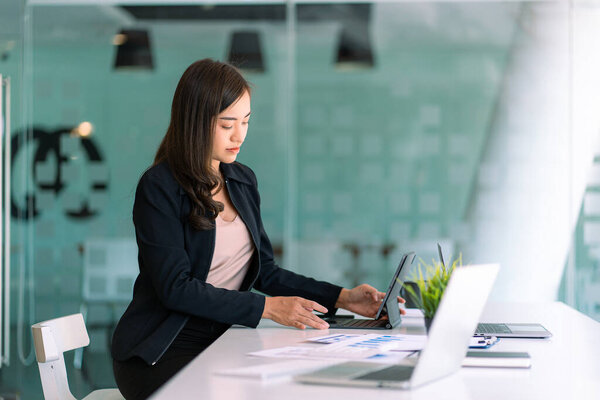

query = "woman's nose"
[[232, 124, 246, 142]]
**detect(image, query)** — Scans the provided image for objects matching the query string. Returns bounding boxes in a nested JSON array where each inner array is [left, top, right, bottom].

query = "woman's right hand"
[[262, 296, 330, 330]]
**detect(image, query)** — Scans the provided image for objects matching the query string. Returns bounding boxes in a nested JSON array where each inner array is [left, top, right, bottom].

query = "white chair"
[[32, 313, 124, 400]]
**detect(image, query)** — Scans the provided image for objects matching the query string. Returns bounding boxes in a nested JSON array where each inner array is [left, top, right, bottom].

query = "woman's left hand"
[[335, 284, 406, 318]]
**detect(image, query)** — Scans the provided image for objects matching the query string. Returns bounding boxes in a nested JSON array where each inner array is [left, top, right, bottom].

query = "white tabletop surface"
[[151, 302, 600, 400]]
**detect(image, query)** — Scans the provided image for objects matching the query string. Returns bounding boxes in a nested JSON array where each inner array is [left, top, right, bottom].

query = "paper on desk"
[[247, 346, 415, 364], [304, 333, 361, 344], [248, 346, 322, 359], [248, 334, 427, 363], [343, 333, 427, 351], [214, 359, 340, 380], [305, 333, 427, 351]]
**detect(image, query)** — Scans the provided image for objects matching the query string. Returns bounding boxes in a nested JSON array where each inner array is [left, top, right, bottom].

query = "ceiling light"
[[335, 25, 375, 71], [71, 121, 94, 138], [112, 34, 127, 46], [227, 31, 265, 73], [113, 29, 154, 71]]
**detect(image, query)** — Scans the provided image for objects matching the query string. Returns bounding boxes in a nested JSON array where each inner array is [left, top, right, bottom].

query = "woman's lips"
[[227, 147, 240, 153]]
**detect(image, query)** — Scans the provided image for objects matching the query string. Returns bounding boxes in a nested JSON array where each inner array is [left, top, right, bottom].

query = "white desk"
[[151, 302, 600, 400]]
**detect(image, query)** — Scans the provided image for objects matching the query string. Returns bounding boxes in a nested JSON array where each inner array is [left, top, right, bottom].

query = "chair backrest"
[[32, 313, 90, 400]]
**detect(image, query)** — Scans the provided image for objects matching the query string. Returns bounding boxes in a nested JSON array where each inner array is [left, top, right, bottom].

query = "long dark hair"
[[154, 59, 250, 230]]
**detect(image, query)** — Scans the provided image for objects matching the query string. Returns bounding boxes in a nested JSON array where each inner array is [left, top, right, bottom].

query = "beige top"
[[205, 214, 255, 290]]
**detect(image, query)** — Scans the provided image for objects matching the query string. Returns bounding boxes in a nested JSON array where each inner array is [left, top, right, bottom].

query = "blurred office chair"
[[32, 313, 124, 400], [75, 239, 138, 370]]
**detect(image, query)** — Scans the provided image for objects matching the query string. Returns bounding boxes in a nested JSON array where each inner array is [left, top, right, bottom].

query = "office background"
[[1, 0, 600, 398]]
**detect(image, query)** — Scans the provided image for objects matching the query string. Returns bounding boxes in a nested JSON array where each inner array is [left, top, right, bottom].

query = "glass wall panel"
[[557, 2, 600, 322], [1, 0, 28, 396], [2, 3, 289, 398], [1, 0, 600, 398], [292, 2, 521, 292], [289, 1, 586, 310]]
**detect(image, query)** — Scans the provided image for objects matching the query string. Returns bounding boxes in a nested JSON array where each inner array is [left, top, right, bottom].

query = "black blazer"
[[111, 161, 342, 365]]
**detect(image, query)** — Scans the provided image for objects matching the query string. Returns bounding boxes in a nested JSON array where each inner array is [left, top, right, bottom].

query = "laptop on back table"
[[437, 244, 552, 339]]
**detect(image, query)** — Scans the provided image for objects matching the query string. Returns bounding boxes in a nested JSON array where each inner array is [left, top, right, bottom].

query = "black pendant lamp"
[[113, 29, 154, 70], [227, 31, 265, 73], [335, 24, 374, 70]]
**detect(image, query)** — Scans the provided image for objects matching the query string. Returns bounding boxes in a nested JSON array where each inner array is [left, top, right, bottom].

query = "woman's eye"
[[242, 121, 250, 126], [221, 125, 233, 130]]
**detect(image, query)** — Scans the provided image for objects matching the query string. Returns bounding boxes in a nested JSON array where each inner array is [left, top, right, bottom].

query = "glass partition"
[[292, 2, 522, 291], [4, 3, 291, 397], [1, 0, 600, 397]]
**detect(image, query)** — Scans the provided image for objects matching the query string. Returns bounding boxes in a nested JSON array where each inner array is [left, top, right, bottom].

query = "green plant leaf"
[[404, 252, 462, 320]]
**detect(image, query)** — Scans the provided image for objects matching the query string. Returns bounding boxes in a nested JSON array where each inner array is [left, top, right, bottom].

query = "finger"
[[376, 291, 386, 301], [303, 300, 328, 314], [397, 296, 406, 304], [369, 289, 382, 302], [400, 308, 406, 315], [301, 310, 330, 328], [360, 285, 377, 300], [292, 321, 306, 330], [301, 317, 329, 329], [299, 314, 329, 329]]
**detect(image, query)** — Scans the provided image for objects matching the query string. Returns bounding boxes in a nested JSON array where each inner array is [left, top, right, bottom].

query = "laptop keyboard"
[[332, 319, 390, 329], [354, 365, 414, 381], [476, 323, 511, 334]]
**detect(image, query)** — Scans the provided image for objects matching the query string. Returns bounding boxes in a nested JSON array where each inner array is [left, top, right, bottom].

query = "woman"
[[111, 59, 404, 399]]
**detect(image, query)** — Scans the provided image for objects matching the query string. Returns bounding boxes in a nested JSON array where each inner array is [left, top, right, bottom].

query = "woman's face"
[[211, 90, 251, 168]]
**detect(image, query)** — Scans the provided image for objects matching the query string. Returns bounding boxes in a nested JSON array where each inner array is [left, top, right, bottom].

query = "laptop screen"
[[375, 252, 415, 320]]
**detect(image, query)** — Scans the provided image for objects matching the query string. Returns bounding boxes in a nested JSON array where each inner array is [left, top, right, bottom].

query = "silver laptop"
[[474, 322, 551, 338], [295, 263, 499, 389], [437, 244, 551, 339]]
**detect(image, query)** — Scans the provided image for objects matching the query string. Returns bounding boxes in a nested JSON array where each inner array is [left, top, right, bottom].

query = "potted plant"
[[403, 254, 462, 332]]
